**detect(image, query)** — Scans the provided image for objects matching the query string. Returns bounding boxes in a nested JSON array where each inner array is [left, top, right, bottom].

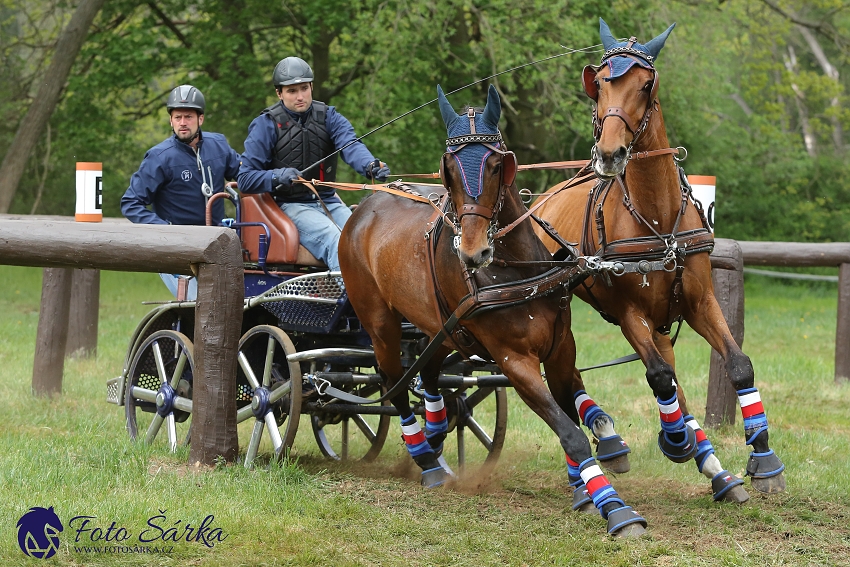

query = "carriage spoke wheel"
[[237, 326, 302, 468], [125, 330, 195, 452], [311, 381, 390, 462], [440, 385, 508, 477]]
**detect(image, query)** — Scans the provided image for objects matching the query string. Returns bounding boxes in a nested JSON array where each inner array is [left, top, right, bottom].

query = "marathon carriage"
[[106, 183, 510, 473]]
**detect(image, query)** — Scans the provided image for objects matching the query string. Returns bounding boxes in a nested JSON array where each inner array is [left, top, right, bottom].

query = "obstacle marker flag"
[[687, 175, 714, 232], [75, 162, 102, 222]]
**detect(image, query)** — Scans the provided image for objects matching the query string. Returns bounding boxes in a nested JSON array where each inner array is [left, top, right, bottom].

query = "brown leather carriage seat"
[[239, 193, 325, 267]]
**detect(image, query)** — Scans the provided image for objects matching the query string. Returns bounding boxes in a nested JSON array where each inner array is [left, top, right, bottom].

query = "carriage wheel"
[[237, 325, 302, 468], [310, 381, 391, 462], [125, 330, 195, 452], [438, 385, 508, 477]]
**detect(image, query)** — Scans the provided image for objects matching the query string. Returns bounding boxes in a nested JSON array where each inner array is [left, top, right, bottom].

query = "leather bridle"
[[582, 38, 660, 160], [438, 108, 518, 252]]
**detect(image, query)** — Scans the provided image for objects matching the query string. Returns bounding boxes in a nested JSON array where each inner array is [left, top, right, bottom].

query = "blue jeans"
[[279, 200, 352, 271], [159, 274, 197, 300]]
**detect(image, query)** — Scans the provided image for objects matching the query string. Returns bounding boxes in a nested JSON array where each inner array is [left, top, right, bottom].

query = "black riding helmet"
[[166, 85, 205, 114], [273, 57, 314, 87]]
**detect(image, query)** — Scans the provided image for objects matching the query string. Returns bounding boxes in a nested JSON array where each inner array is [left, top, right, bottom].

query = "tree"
[[0, 0, 107, 213]]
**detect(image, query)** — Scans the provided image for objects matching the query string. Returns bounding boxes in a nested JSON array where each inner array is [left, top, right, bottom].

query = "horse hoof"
[[596, 435, 631, 468], [571, 483, 595, 513], [612, 522, 647, 538], [657, 427, 697, 463], [420, 466, 448, 488], [711, 470, 748, 503], [746, 450, 786, 493], [751, 472, 786, 494], [606, 506, 647, 536], [720, 484, 750, 503], [599, 454, 631, 474]]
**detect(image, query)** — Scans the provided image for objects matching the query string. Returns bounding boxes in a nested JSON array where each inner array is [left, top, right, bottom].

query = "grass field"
[[0, 265, 848, 566]]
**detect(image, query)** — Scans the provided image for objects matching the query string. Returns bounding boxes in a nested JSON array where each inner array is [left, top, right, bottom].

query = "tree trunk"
[[0, 0, 107, 213]]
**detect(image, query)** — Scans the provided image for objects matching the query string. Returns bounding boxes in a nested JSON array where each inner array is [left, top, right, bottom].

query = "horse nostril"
[[613, 146, 628, 162], [478, 247, 492, 265]]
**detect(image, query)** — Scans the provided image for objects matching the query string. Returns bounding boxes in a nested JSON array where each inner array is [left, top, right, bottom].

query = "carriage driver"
[[237, 56, 391, 271], [121, 85, 241, 300]]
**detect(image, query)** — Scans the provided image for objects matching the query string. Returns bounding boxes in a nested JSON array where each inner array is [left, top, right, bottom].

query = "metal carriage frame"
[[107, 186, 512, 474]]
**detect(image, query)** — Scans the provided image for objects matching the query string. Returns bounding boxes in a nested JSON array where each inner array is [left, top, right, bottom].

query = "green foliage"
[[2, 0, 849, 240]]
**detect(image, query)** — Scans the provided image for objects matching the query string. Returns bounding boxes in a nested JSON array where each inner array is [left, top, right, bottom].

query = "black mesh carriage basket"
[[250, 272, 349, 334]]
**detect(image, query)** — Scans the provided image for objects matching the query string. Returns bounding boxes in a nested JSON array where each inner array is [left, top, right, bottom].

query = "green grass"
[[1, 266, 849, 566]]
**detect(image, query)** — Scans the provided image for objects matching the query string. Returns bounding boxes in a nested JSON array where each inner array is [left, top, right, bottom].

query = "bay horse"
[[339, 84, 647, 536], [533, 19, 786, 505]]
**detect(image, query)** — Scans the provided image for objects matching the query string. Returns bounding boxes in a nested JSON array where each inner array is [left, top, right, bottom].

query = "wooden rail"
[[707, 239, 849, 426], [0, 217, 243, 466]]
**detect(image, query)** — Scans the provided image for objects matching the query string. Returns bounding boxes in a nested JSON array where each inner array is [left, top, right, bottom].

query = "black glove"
[[367, 160, 391, 182], [272, 167, 301, 191]]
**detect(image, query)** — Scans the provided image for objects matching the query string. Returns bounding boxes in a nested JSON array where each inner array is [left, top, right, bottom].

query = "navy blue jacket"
[[121, 131, 241, 225], [238, 102, 377, 203]]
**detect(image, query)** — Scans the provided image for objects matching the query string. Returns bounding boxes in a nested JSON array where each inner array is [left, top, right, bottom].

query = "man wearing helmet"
[[121, 84, 241, 299], [238, 56, 391, 271]]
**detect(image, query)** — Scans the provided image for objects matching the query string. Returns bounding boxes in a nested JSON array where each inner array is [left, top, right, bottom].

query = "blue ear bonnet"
[[598, 18, 675, 81], [438, 84, 502, 200]]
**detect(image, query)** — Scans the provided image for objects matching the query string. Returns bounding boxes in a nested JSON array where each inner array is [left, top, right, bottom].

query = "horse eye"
[[642, 81, 653, 92]]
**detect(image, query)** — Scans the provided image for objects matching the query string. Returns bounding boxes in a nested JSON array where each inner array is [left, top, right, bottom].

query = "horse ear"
[[481, 84, 501, 127], [599, 18, 618, 51], [582, 65, 600, 101], [437, 85, 458, 130], [501, 152, 517, 186], [644, 23, 676, 60]]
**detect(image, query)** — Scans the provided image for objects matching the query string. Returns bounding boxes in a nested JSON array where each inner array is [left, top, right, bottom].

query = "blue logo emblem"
[[17, 506, 63, 559], [181, 170, 192, 181]]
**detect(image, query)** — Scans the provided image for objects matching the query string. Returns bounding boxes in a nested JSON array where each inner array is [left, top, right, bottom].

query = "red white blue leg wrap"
[[684, 415, 715, 472], [657, 393, 697, 462], [580, 458, 646, 533], [423, 392, 448, 453]]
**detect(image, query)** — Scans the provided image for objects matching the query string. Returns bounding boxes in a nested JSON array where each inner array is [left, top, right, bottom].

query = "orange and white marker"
[[75, 162, 103, 222], [687, 175, 715, 233]]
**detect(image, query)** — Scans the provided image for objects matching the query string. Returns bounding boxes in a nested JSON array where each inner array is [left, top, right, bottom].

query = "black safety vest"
[[263, 101, 338, 201]]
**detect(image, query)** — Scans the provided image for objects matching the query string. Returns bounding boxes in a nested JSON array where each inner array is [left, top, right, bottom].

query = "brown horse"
[[340, 84, 647, 536], [534, 19, 786, 504]]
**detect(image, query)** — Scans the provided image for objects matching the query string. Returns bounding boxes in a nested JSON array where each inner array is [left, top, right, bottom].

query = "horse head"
[[437, 84, 517, 270], [583, 18, 675, 179]]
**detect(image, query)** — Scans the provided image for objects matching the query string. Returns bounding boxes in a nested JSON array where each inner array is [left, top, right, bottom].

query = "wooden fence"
[[4, 221, 845, 453], [0, 216, 243, 466], [707, 239, 849, 426]]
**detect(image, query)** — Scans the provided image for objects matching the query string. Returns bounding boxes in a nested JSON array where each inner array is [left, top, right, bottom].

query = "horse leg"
[[619, 313, 699, 465], [367, 314, 448, 487], [515, 350, 646, 537], [655, 332, 749, 503], [546, 365, 630, 513], [417, 346, 453, 472], [685, 295, 786, 494]]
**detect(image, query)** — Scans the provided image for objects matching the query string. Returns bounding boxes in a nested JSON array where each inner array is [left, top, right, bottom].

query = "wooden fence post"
[[66, 268, 99, 358], [706, 239, 744, 427], [836, 263, 850, 383], [32, 267, 73, 396], [189, 233, 244, 466]]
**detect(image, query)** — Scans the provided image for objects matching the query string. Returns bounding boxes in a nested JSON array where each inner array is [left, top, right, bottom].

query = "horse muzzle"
[[592, 144, 629, 179]]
